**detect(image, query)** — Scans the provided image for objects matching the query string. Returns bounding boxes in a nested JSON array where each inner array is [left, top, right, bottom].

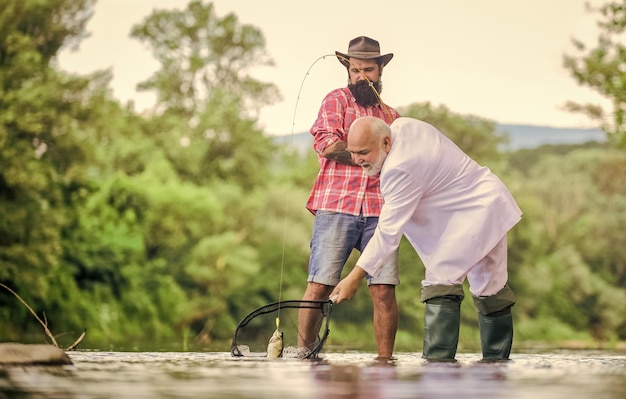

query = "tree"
[[0, 0, 98, 331], [130, 0, 280, 118], [563, 0, 626, 148], [130, 1, 279, 189]]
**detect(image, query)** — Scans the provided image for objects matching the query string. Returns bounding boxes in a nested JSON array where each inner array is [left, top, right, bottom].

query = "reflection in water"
[[0, 351, 624, 398], [310, 358, 512, 399]]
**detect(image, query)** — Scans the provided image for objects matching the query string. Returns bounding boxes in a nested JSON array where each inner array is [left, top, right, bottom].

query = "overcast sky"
[[57, 0, 609, 135]]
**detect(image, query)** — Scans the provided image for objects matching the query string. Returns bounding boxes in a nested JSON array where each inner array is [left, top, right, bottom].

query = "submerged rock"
[[0, 343, 72, 365]]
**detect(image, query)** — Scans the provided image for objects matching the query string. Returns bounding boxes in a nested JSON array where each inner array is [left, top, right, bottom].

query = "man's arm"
[[321, 140, 356, 165], [329, 266, 367, 303]]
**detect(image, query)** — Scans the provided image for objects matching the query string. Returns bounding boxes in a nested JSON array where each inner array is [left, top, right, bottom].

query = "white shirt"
[[358, 117, 522, 278]]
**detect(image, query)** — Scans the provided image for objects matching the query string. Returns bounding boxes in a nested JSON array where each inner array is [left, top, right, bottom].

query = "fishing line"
[[276, 53, 334, 323]]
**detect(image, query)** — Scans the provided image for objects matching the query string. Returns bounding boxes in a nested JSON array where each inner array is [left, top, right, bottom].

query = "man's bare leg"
[[298, 282, 333, 349], [369, 284, 398, 359]]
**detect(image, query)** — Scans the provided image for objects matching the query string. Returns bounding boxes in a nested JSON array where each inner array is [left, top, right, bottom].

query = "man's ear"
[[383, 137, 391, 152]]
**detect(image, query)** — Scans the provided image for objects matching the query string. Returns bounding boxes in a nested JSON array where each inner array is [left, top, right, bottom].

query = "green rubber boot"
[[478, 307, 513, 361], [422, 295, 461, 361]]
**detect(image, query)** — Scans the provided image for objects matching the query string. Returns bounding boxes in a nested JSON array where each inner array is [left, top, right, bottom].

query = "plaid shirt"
[[305, 87, 400, 216]]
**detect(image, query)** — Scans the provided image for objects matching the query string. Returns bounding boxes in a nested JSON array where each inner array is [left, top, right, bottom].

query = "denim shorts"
[[308, 210, 399, 286]]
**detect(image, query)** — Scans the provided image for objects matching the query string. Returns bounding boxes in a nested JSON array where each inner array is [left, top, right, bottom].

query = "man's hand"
[[329, 266, 367, 304]]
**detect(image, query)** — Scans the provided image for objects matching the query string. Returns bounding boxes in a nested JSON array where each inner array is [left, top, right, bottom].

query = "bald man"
[[331, 116, 522, 361]]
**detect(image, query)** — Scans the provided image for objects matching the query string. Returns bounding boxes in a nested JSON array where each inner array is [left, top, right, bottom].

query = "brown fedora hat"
[[335, 36, 394, 68]]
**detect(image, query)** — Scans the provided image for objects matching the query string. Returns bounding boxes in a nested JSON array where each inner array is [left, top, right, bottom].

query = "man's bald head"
[[347, 116, 392, 176], [348, 116, 391, 146]]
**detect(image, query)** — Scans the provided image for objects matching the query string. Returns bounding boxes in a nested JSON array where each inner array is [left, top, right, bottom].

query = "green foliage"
[[130, 0, 280, 118], [507, 141, 608, 176], [509, 148, 626, 343], [131, 0, 279, 189], [0, 0, 93, 70], [193, 91, 276, 188], [563, 0, 626, 148], [0, 0, 100, 332]]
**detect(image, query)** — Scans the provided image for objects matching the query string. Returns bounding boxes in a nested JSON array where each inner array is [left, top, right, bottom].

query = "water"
[[1, 350, 624, 398]]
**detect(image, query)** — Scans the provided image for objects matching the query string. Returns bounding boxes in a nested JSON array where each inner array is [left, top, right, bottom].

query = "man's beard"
[[349, 80, 383, 107], [361, 147, 388, 176]]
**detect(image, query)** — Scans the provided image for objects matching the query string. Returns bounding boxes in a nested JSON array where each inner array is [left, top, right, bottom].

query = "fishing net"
[[231, 300, 333, 359]]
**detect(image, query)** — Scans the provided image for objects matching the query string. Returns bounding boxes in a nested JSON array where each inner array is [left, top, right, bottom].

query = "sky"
[[57, 0, 609, 136]]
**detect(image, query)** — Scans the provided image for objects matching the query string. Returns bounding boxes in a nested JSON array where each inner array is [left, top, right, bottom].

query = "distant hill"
[[272, 132, 312, 154], [496, 124, 606, 150], [272, 124, 606, 153]]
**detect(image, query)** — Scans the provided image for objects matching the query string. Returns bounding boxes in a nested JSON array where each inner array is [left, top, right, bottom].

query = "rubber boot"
[[478, 307, 513, 361], [422, 295, 461, 361]]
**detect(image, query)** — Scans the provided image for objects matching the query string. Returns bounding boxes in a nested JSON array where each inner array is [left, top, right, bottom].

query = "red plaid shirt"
[[306, 87, 400, 216]]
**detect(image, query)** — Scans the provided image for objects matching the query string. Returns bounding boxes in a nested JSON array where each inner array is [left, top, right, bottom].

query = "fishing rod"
[[232, 52, 393, 359]]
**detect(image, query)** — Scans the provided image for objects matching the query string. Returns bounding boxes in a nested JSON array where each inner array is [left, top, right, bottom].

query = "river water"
[[1, 350, 624, 398]]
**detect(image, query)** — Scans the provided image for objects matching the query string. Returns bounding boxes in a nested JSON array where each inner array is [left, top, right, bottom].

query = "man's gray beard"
[[349, 80, 383, 107], [363, 165, 380, 176]]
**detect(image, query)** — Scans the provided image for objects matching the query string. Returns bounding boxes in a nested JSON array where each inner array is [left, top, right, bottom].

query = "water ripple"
[[0, 350, 623, 398]]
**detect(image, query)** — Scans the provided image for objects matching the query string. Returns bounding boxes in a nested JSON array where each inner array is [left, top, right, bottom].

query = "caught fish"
[[267, 328, 283, 358]]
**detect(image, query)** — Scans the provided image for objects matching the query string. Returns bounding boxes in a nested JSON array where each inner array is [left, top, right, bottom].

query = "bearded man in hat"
[[297, 36, 400, 360]]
